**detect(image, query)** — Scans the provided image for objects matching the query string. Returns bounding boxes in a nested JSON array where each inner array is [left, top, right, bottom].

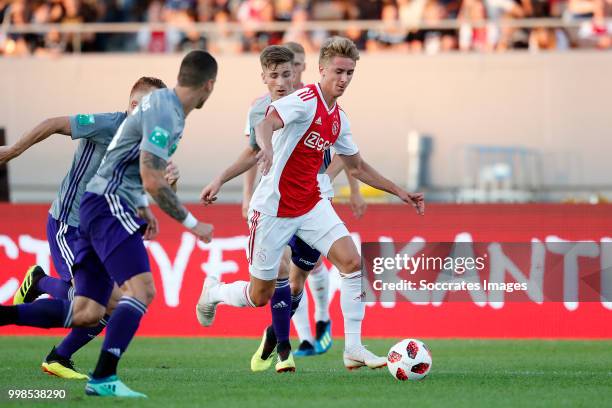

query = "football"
[[387, 339, 432, 381]]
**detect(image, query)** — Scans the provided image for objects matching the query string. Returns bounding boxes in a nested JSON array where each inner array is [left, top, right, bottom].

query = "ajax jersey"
[[250, 83, 359, 218]]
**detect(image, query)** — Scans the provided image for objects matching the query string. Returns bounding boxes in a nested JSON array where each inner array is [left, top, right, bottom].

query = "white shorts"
[[247, 199, 348, 281]]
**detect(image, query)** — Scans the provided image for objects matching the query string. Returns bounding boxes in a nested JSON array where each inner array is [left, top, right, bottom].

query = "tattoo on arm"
[[154, 184, 188, 221], [141, 151, 167, 171], [141, 151, 188, 222]]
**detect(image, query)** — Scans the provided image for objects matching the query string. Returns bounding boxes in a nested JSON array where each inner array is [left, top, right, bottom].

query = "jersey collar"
[[171, 89, 186, 121], [316, 83, 337, 115]]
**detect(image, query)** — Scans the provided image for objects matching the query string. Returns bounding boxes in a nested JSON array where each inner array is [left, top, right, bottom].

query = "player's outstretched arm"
[[141, 151, 214, 242], [254, 109, 284, 175], [339, 152, 425, 215], [0, 116, 71, 164], [324, 154, 366, 218], [200, 146, 258, 205]]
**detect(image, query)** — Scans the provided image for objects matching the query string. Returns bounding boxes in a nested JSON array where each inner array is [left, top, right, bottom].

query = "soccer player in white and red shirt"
[[199, 36, 424, 369]]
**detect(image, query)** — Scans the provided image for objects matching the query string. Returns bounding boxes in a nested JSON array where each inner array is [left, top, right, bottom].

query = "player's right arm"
[[200, 146, 258, 205], [254, 109, 283, 175], [0, 116, 71, 164], [139, 101, 212, 242]]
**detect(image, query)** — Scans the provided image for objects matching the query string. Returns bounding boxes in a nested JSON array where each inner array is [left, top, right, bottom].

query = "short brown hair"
[[283, 41, 305, 55], [319, 36, 360, 65], [178, 50, 218, 88], [260, 45, 294, 70], [130, 76, 167, 95]]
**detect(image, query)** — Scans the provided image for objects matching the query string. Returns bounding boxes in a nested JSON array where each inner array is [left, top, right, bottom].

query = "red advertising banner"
[[0, 203, 611, 338]]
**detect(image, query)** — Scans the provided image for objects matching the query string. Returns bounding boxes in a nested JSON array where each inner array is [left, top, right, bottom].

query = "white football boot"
[[343, 345, 387, 370], [195, 276, 220, 327]]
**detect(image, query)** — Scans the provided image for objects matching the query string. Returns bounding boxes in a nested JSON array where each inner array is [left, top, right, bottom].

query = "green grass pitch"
[[0, 337, 610, 407]]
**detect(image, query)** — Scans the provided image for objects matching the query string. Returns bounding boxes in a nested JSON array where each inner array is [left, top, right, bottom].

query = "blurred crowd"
[[1, 0, 612, 56]]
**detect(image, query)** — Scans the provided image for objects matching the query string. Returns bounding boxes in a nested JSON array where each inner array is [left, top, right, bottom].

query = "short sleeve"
[[69, 113, 123, 144], [139, 105, 174, 162], [333, 110, 359, 156], [269, 90, 310, 127]]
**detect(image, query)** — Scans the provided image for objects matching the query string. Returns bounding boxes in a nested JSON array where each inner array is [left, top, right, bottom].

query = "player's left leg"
[[32, 218, 114, 379], [326, 236, 386, 370], [43, 283, 122, 380], [296, 199, 386, 370], [288, 237, 324, 357], [85, 232, 152, 398]]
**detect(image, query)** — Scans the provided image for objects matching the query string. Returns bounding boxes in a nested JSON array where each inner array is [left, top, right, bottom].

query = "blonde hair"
[[319, 36, 360, 65]]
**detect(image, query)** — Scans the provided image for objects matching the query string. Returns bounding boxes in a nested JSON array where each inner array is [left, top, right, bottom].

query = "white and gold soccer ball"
[[386, 339, 432, 381]]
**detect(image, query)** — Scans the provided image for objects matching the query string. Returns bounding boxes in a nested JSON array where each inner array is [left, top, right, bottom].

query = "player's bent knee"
[[250, 291, 272, 307], [338, 255, 361, 275], [121, 273, 156, 306], [130, 284, 155, 306]]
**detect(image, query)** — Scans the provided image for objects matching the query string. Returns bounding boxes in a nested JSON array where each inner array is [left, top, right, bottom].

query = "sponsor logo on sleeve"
[[77, 114, 95, 126], [149, 126, 170, 149]]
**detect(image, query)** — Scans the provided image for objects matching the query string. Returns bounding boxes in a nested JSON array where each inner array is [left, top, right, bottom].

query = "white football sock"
[[308, 262, 330, 322], [208, 281, 254, 307], [291, 291, 314, 344], [340, 271, 364, 351]]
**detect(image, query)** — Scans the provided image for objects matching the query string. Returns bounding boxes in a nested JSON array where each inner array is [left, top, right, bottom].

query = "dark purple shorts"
[[72, 192, 151, 306], [288, 235, 321, 272], [46, 214, 79, 282]]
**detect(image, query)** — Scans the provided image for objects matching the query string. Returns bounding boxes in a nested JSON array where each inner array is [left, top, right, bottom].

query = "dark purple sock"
[[290, 290, 303, 317], [93, 297, 147, 379], [15, 299, 72, 328], [36, 276, 72, 299], [55, 314, 109, 359], [270, 278, 291, 344]]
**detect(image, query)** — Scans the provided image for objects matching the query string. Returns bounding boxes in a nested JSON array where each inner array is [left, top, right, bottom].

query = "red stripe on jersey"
[[276, 84, 342, 217], [298, 90, 315, 99], [298, 94, 315, 102], [298, 88, 312, 96], [247, 211, 260, 265]]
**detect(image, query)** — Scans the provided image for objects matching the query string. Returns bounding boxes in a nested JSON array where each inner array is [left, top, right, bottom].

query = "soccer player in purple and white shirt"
[[0, 77, 169, 380], [0, 50, 217, 398]]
